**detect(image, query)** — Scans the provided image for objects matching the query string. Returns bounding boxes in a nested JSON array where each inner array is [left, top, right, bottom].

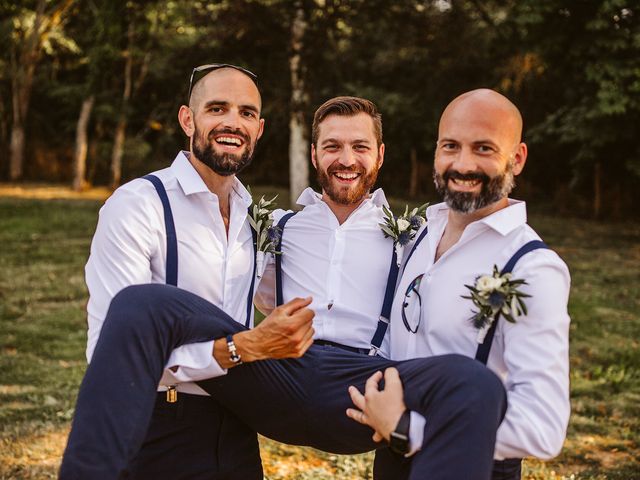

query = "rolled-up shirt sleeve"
[[494, 252, 571, 459]]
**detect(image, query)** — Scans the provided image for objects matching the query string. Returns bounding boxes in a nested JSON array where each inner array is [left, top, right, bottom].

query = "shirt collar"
[[295, 187, 389, 208], [427, 199, 527, 236], [171, 151, 252, 207]]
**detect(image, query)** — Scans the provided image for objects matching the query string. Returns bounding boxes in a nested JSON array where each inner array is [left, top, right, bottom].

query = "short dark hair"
[[311, 96, 383, 147]]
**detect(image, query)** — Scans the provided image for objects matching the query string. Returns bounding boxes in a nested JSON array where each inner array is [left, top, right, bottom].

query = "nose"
[[220, 108, 242, 129], [452, 146, 477, 173], [338, 148, 356, 167]]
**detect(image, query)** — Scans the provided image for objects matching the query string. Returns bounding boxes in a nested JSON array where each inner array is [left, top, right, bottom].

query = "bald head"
[[433, 89, 528, 214], [188, 67, 262, 113], [440, 89, 522, 146]]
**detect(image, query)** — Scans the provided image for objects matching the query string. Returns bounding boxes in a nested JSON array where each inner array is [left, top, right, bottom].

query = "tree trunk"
[[288, 1, 309, 207], [409, 147, 419, 198], [72, 95, 95, 191], [110, 22, 134, 189], [593, 161, 602, 219], [8, 0, 74, 181]]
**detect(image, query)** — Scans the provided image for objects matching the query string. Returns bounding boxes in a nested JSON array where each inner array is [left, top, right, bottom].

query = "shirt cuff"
[[162, 341, 227, 383], [407, 411, 426, 456]]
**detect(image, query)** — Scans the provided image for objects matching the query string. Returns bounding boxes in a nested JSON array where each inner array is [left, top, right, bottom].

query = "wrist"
[[388, 409, 411, 455], [229, 330, 264, 362]]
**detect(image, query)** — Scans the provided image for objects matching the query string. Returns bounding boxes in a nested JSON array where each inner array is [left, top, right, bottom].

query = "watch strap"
[[389, 409, 411, 455]]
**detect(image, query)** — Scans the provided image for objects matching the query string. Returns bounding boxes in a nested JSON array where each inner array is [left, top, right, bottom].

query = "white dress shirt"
[[255, 188, 396, 356], [85, 151, 255, 395], [391, 200, 571, 460]]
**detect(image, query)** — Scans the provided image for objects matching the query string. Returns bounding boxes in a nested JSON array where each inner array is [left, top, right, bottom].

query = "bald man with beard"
[[347, 89, 571, 480]]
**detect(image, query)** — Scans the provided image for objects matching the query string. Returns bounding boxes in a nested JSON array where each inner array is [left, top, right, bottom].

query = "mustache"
[[207, 127, 250, 144], [442, 169, 490, 183], [327, 163, 365, 175]]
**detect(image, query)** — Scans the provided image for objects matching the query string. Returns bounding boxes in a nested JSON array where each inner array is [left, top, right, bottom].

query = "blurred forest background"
[[1, 0, 639, 217]]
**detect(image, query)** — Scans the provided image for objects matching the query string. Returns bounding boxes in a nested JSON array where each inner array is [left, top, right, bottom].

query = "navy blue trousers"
[[125, 393, 262, 480], [61, 284, 507, 480]]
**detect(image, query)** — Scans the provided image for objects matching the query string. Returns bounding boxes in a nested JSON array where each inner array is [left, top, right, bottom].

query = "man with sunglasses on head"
[[61, 64, 317, 479], [347, 89, 571, 480], [62, 91, 508, 480]]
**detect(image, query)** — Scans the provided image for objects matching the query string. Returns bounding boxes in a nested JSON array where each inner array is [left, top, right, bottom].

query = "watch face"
[[389, 431, 410, 455]]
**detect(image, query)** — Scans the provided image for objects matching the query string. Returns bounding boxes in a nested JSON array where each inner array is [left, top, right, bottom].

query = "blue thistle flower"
[[409, 215, 423, 229], [267, 226, 281, 243], [398, 231, 411, 246], [488, 291, 505, 309]]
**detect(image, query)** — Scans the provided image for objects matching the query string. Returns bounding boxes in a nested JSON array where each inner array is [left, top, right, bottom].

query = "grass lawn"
[[0, 188, 638, 479]]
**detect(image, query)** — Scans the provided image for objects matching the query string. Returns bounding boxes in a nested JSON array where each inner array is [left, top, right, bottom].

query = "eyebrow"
[[202, 100, 260, 115], [320, 138, 372, 145]]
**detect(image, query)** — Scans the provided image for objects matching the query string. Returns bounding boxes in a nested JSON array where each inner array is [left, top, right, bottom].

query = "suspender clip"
[[368, 345, 380, 356], [166, 385, 178, 403]]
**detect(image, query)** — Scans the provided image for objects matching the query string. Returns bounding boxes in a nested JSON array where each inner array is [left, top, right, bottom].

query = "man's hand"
[[346, 367, 406, 443], [213, 297, 315, 368]]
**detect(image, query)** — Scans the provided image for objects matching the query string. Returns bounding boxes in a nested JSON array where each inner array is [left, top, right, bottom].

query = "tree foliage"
[[0, 0, 638, 217]]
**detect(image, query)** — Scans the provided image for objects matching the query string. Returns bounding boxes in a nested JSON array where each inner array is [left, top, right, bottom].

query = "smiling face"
[[433, 89, 527, 214], [312, 112, 384, 205], [178, 68, 264, 176]]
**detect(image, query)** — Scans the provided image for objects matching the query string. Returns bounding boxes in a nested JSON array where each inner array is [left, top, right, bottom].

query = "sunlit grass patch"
[[0, 193, 638, 479]]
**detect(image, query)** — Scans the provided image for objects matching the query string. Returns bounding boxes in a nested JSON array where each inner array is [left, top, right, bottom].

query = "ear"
[[256, 118, 265, 141], [512, 142, 527, 176], [311, 144, 318, 170], [377, 143, 385, 169], [178, 105, 195, 137]]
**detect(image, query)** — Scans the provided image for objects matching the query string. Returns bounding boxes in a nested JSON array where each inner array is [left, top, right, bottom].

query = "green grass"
[[0, 193, 638, 479]]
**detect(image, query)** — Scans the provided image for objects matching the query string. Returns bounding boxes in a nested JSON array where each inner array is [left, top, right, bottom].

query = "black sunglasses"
[[187, 63, 258, 103], [401, 274, 424, 334]]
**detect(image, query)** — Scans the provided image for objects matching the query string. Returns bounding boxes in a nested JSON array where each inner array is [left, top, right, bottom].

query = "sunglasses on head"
[[187, 63, 258, 103]]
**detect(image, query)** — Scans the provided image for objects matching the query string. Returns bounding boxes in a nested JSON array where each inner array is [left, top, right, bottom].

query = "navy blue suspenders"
[[274, 212, 298, 307], [273, 211, 404, 355], [474, 240, 549, 364], [143, 174, 257, 328], [143, 175, 178, 287]]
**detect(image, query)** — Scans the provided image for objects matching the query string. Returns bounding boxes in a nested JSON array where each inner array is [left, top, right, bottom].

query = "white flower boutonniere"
[[379, 203, 428, 266], [246, 194, 281, 279], [462, 266, 531, 343]]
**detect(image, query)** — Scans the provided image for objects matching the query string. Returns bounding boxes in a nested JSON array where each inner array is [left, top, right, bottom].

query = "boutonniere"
[[379, 203, 428, 266], [462, 266, 531, 343], [247, 194, 281, 279]]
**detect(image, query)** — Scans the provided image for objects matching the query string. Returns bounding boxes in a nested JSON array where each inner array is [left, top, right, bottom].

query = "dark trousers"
[[60, 284, 507, 480], [124, 393, 261, 480], [373, 448, 522, 480]]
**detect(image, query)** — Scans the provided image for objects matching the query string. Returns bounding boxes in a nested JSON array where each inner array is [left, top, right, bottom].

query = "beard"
[[317, 160, 380, 205], [192, 124, 254, 177], [433, 163, 515, 213]]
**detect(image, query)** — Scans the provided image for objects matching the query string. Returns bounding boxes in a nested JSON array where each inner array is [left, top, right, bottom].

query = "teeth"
[[452, 178, 480, 187], [216, 136, 242, 146], [334, 172, 359, 180]]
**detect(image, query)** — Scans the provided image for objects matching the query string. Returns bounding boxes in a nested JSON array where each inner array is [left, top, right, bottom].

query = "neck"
[[435, 196, 509, 263], [188, 152, 235, 215], [446, 196, 509, 233], [321, 191, 368, 225], [189, 153, 235, 196]]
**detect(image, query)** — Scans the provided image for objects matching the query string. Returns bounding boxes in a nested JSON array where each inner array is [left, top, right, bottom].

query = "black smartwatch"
[[389, 409, 411, 455]]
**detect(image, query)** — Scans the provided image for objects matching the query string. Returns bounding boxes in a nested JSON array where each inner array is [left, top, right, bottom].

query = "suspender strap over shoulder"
[[368, 247, 399, 355], [474, 240, 549, 365], [143, 174, 178, 287], [369, 225, 429, 355], [245, 211, 258, 328], [275, 212, 297, 307], [401, 226, 429, 276]]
